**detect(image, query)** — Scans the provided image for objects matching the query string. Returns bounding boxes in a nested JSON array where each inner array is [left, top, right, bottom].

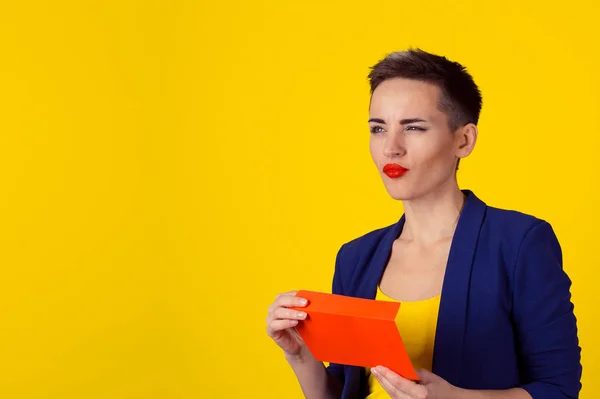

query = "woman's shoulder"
[[483, 204, 555, 240], [479, 204, 563, 268], [332, 197, 561, 275], [337, 204, 556, 251]]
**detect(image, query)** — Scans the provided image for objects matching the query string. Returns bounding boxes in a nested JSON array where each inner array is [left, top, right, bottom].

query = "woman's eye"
[[370, 126, 385, 134], [406, 126, 426, 132]]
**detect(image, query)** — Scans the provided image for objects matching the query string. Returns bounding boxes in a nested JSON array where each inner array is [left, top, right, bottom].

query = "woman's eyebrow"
[[399, 118, 427, 124], [367, 117, 428, 124]]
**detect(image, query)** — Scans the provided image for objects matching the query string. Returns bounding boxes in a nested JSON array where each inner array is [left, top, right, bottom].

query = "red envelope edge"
[[290, 290, 418, 381]]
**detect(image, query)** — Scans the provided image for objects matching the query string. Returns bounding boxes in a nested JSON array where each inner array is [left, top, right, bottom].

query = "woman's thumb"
[[416, 369, 439, 384]]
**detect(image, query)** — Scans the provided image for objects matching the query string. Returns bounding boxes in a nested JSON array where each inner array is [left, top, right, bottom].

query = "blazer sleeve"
[[513, 221, 582, 399], [325, 243, 347, 384]]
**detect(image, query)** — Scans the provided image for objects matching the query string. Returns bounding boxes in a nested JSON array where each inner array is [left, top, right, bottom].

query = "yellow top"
[[366, 286, 441, 398]]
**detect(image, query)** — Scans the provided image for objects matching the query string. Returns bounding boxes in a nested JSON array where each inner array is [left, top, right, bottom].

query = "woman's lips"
[[383, 163, 409, 178]]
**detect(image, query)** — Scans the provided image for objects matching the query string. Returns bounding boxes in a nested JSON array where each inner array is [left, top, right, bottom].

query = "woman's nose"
[[382, 132, 406, 158]]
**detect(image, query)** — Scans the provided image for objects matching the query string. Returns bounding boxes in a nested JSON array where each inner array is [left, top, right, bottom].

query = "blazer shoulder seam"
[[511, 219, 548, 296]]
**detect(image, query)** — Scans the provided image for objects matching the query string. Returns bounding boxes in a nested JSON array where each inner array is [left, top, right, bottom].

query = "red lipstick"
[[383, 163, 409, 178]]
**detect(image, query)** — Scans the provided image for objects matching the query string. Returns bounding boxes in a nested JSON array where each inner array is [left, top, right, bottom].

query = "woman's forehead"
[[370, 79, 443, 116]]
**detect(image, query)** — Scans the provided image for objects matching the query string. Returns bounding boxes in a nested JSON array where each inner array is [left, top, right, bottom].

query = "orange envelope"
[[291, 290, 418, 381]]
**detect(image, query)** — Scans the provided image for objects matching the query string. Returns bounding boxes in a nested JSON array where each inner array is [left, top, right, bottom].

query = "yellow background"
[[0, 1, 597, 398]]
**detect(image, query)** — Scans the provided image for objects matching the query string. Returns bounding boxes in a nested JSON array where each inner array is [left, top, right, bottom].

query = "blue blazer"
[[326, 190, 582, 399]]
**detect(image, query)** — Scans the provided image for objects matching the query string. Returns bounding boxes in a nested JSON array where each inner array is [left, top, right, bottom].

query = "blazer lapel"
[[355, 215, 405, 300], [347, 190, 486, 392], [432, 190, 487, 386], [344, 215, 405, 399]]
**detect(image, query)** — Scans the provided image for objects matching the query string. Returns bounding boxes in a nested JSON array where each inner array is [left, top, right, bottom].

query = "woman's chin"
[[383, 185, 414, 201]]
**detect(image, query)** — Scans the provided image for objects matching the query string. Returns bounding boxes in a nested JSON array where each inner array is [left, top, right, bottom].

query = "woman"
[[265, 49, 582, 399]]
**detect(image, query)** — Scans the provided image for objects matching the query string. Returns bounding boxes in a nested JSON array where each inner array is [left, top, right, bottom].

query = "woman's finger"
[[373, 366, 426, 398], [271, 307, 307, 321], [373, 370, 411, 398], [275, 290, 297, 299], [273, 293, 308, 309], [266, 319, 299, 337], [265, 307, 307, 326]]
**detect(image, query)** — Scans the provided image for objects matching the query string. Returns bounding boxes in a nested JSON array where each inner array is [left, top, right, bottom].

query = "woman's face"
[[369, 78, 472, 201]]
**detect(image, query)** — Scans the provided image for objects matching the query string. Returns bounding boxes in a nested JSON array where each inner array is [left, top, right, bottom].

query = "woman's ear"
[[455, 123, 478, 159]]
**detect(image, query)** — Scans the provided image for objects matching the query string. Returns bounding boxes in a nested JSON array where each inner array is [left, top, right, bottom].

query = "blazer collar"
[[433, 190, 487, 385], [356, 190, 487, 385]]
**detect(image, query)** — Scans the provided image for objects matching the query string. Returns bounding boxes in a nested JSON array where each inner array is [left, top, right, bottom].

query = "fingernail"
[[297, 312, 306, 319], [290, 320, 298, 326], [300, 298, 307, 305], [371, 368, 378, 375]]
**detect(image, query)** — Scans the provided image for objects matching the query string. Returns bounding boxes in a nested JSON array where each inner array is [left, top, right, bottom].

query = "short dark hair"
[[367, 48, 482, 131]]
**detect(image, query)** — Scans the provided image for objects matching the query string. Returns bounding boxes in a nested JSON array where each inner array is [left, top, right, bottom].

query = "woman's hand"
[[266, 291, 309, 358], [371, 366, 460, 399]]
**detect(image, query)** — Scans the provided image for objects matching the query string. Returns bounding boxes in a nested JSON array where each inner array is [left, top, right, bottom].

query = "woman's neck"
[[400, 181, 466, 245]]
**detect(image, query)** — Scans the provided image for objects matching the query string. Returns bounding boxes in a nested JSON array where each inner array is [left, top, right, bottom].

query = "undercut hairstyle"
[[367, 48, 482, 132]]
